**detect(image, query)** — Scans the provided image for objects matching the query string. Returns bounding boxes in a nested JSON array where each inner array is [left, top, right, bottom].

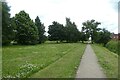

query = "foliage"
[[95, 28, 111, 46], [106, 40, 119, 54], [64, 18, 80, 42], [48, 21, 65, 42], [14, 10, 39, 45], [2, 3, 112, 45], [9, 17, 17, 41], [35, 16, 46, 43], [2, 1, 14, 45], [0, 2, 2, 46], [82, 19, 101, 43], [80, 27, 89, 43], [1, 1, 114, 45], [48, 18, 80, 43]]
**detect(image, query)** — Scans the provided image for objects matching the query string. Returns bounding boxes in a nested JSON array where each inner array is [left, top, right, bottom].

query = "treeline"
[[2, 1, 111, 46], [48, 18, 80, 43], [2, 2, 46, 45]]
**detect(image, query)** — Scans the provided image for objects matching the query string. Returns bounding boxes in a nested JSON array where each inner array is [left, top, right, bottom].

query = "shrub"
[[106, 40, 119, 55]]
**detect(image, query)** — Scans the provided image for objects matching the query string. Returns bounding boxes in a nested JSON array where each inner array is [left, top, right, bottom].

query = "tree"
[[82, 19, 101, 43], [80, 31, 88, 43], [95, 28, 111, 46], [2, 1, 14, 45], [65, 18, 79, 42], [0, 2, 2, 45], [9, 17, 17, 42], [35, 16, 46, 43], [48, 21, 65, 43], [14, 10, 39, 45]]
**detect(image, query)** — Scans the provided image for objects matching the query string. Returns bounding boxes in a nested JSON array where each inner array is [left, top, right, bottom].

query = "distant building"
[[111, 33, 119, 40]]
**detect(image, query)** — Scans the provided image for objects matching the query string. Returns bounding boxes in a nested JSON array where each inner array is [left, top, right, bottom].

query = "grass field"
[[2, 42, 86, 78], [92, 44, 118, 78]]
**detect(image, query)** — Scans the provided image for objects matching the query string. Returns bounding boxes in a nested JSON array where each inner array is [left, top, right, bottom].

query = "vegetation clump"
[[3, 62, 39, 78], [106, 40, 119, 55]]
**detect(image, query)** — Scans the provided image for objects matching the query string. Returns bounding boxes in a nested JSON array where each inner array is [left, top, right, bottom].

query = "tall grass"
[[92, 44, 118, 78], [2, 42, 86, 78]]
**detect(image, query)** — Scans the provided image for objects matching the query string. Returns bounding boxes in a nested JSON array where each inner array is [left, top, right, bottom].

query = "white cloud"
[[6, 0, 118, 33]]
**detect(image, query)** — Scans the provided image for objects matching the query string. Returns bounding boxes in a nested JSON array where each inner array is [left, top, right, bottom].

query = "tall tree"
[[82, 19, 101, 43], [2, 1, 14, 45], [14, 10, 39, 45], [48, 21, 65, 43], [35, 16, 45, 43], [65, 18, 79, 42]]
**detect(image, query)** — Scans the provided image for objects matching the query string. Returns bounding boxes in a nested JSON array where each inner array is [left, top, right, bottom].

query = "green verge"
[[92, 44, 118, 78], [2, 42, 86, 78], [0, 47, 2, 79], [31, 43, 86, 78]]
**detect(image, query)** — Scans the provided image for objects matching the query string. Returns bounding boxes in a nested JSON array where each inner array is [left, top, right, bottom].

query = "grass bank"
[[2, 42, 86, 78], [92, 44, 118, 78]]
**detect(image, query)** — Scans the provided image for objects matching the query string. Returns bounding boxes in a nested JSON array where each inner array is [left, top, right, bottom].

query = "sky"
[[6, 0, 119, 34]]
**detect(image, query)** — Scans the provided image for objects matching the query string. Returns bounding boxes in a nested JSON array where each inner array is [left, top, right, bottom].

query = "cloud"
[[6, 0, 118, 33]]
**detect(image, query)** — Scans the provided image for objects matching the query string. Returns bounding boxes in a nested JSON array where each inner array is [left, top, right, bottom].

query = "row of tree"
[[2, 2, 46, 45], [2, 1, 111, 46], [48, 18, 80, 43], [48, 19, 111, 46], [81, 20, 111, 46]]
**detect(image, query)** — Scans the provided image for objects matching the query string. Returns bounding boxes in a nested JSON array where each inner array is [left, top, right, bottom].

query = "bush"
[[106, 40, 119, 55]]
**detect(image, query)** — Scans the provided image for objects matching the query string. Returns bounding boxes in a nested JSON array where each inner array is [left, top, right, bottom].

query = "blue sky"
[[6, 0, 119, 34]]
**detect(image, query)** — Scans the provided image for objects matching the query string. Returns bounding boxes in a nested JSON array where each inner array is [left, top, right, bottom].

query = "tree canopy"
[[64, 18, 80, 42], [48, 18, 80, 43], [2, 1, 112, 46], [48, 21, 65, 43], [2, 2, 14, 45], [95, 28, 111, 46], [35, 16, 46, 43], [14, 10, 39, 45], [82, 19, 101, 43]]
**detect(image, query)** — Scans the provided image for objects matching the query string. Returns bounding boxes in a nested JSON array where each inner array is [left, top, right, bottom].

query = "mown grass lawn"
[[2, 42, 86, 78], [92, 44, 118, 78]]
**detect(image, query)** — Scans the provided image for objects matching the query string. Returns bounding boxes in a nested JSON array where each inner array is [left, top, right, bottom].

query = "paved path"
[[76, 44, 106, 78]]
